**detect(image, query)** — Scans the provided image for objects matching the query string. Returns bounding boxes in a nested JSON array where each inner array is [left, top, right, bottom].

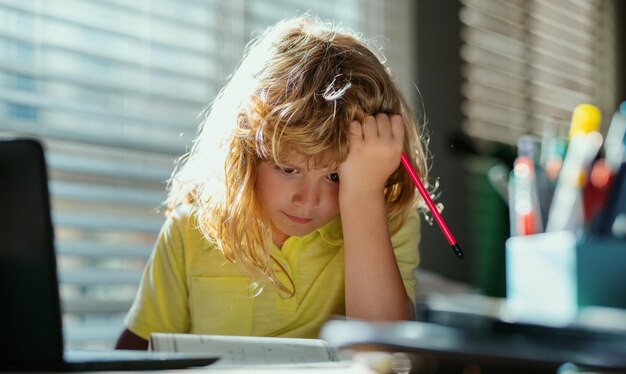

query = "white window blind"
[[460, 0, 617, 144], [0, 0, 415, 349]]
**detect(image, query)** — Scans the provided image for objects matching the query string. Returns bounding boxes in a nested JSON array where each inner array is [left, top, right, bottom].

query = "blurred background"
[[0, 0, 623, 349]]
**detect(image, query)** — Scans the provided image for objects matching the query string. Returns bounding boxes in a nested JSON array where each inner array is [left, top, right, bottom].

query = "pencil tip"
[[451, 243, 465, 259]]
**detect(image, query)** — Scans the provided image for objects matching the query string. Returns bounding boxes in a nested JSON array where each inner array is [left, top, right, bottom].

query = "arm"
[[122, 210, 191, 343], [338, 113, 412, 320], [115, 328, 149, 350]]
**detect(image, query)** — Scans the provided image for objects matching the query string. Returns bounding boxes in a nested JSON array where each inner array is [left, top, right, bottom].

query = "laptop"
[[0, 138, 219, 371]]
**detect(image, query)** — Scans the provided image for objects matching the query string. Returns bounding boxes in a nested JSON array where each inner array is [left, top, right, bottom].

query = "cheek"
[[255, 185, 271, 209], [321, 186, 340, 215], [257, 173, 292, 207], [255, 172, 279, 208]]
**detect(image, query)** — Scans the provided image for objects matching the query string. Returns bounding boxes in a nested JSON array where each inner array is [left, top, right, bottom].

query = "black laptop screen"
[[0, 139, 65, 369]]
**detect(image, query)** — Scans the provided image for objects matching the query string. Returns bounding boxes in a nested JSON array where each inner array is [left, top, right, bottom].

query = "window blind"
[[0, 0, 415, 349], [459, 0, 617, 144]]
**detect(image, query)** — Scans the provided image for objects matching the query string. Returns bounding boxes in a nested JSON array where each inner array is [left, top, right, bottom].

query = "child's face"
[[256, 157, 340, 246]]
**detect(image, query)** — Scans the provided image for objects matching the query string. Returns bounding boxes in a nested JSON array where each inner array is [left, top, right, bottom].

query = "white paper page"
[[150, 333, 338, 367]]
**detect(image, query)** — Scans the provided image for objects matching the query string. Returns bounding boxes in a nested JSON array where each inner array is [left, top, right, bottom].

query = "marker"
[[604, 103, 626, 173], [400, 152, 464, 259], [512, 156, 542, 235], [515, 136, 544, 233], [583, 159, 613, 222], [508, 169, 518, 236], [546, 104, 603, 232], [487, 163, 509, 205]]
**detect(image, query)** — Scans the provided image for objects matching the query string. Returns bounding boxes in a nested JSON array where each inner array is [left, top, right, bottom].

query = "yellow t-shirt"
[[125, 205, 420, 340]]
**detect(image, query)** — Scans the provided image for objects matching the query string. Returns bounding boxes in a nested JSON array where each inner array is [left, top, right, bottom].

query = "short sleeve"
[[124, 211, 191, 340], [390, 209, 421, 305]]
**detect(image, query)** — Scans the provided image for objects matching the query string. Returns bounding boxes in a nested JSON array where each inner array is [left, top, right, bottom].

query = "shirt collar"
[[315, 214, 343, 246]]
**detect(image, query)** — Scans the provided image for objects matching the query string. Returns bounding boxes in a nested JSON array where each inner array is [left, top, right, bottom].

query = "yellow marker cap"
[[569, 103, 602, 138]]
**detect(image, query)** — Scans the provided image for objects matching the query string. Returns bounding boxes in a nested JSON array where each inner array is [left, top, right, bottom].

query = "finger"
[[390, 114, 405, 141], [361, 115, 378, 139], [349, 120, 363, 140], [375, 113, 392, 138]]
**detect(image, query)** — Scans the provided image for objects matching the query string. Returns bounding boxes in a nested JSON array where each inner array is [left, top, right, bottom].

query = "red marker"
[[583, 158, 613, 223], [401, 152, 464, 259]]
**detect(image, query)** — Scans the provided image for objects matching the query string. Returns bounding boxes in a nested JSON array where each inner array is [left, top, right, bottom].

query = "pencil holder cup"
[[505, 231, 578, 326], [576, 237, 626, 310]]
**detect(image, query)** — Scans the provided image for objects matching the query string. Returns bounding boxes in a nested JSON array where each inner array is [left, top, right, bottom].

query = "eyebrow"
[[272, 150, 340, 171], [277, 161, 337, 173]]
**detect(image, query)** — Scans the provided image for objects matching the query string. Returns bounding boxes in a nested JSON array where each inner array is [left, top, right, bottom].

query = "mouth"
[[283, 212, 313, 224]]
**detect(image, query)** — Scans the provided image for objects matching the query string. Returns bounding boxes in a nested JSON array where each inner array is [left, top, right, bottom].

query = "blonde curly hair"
[[166, 16, 429, 293]]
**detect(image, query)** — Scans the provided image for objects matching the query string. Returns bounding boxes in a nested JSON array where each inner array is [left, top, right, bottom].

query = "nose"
[[292, 180, 320, 209]]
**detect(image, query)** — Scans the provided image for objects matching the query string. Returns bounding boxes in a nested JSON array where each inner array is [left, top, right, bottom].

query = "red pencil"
[[401, 152, 464, 259]]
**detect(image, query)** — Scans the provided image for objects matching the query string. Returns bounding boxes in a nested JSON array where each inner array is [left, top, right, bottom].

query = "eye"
[[279, 167, 298, 175], [327, 172, 340, 183]]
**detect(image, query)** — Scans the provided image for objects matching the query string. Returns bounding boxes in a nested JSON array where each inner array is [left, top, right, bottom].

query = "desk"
[[320, 317, 626, 373]]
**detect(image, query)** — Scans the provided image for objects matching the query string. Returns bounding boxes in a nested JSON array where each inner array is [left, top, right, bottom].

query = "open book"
[[149, 333, 340, 367]]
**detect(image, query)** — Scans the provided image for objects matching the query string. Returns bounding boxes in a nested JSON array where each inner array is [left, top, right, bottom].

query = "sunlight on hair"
[[165, 15, 431, 294]]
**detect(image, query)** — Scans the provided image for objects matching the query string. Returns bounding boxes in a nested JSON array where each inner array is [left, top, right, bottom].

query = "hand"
[[339, 113, 411, 320], [338, 113, 404, 195]]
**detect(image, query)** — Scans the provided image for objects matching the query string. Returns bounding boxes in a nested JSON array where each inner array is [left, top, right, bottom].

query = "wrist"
[[339, 182, 385, 196], [339, 185, 386, 208]]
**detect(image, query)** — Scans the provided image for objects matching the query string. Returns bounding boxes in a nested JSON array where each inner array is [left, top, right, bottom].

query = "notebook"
[[0, 138, 219, 371]]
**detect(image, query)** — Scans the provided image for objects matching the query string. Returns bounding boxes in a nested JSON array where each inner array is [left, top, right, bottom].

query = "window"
[[460, 0, 618, 143], [0, 0, 415, 349], [456, 0, 619, 295]]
